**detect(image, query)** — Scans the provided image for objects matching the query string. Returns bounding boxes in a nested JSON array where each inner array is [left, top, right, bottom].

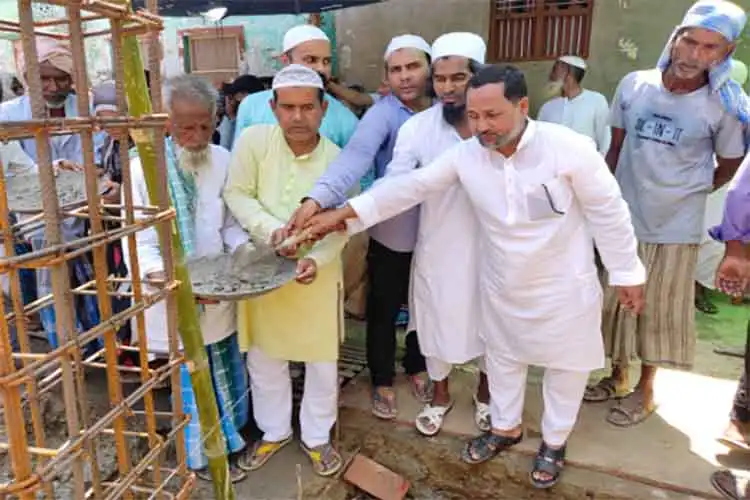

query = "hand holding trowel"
[[230, 227, 314, 273]]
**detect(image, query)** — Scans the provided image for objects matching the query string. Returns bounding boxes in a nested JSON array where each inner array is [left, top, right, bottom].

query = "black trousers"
[[731, 319, 750, 422], [366, 239, 425, 387]]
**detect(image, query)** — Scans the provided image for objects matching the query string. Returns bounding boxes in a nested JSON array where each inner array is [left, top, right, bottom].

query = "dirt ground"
[[1, 296, 747, 499]]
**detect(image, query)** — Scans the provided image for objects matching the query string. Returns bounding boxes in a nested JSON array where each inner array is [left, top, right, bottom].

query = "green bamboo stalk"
[[117, 12, 236, 500]]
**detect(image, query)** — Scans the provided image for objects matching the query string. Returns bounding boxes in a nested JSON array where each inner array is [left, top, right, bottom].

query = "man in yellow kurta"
[[223, 64, 347, 477]]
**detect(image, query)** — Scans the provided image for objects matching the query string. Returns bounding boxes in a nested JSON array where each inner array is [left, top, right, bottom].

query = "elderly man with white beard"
[[300, 64, 646, 489], [124, 74, 251, 483]]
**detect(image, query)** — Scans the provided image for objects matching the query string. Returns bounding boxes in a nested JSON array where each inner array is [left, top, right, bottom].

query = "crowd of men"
[[1, 0, 750, 495]]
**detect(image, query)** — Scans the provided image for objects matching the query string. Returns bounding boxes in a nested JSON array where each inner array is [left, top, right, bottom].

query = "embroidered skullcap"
[[272, 64, 324, 90]]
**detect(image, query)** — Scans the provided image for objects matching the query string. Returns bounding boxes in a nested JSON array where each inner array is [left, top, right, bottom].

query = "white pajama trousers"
[[247, 347, 338, 449], [425, 356, 486, 382], [486, 351, 588, 447]]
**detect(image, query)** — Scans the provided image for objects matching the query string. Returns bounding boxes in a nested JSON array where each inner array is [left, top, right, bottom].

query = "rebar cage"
[[0, 1, 192, 498]]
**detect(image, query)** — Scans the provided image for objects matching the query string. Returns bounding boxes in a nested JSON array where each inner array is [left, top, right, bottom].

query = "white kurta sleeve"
[[594, 95, 612, 155], [564, 136, 645, 286], [128, 159, 165, 279], [220, 209, 250, 253], [384, 118, 420, 177], [348, 144, 461, 232]]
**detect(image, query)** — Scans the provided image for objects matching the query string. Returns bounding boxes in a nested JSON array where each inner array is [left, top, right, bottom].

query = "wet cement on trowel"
[[7, 171, 92, 212], [188, 252, 297, 299]]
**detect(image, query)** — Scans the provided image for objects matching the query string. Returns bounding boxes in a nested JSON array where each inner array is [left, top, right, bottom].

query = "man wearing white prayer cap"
[[224, 64, 347, 477], [291, 31, 492, 436], [233, 24, 358, 149], [287, 33, 434, 421], [538, 55, 611, 155]]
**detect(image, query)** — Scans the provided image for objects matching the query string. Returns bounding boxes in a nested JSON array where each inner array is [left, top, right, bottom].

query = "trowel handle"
[[275, 228, 314, 251]]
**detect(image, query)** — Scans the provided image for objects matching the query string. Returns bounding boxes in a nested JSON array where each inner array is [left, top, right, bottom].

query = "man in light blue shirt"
[[233, 25, 358, 148], [286, 34, 434, 420]]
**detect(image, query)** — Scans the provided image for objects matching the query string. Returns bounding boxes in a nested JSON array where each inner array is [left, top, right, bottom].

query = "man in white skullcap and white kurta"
[[385, 32, 492, 437], [301, 63, 645, 488], [537, 55, 611, 154], [224, 65, 348, 477], [287, 34, 435, 420]]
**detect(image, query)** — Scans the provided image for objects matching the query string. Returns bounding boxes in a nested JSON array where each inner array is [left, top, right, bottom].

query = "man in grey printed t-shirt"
[[585, 0, 747, 429]]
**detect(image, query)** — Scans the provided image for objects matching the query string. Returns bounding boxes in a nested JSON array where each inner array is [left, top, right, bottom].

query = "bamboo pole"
[[16, 2, 88, 497], [117, 0, 236, 497]]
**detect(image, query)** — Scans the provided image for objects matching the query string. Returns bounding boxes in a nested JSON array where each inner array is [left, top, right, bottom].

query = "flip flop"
[[300, 442, 343, 477], [195, 463, 247, 483], [606, 393, 656, 427], [711, 469, 750, 499], [237, 436, 292, 472], [372, 387, 398, 420], [583, 377, 627, 403], [415, 402, 454, 437], [717, 423, 750, 452]]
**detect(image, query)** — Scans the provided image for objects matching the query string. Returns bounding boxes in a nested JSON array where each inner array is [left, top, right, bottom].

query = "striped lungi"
[[602, 242, 699, 369], [181, 333, 249, 470]]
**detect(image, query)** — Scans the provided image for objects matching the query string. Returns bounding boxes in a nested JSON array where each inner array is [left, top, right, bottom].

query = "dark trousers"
[[731, 319, 750, 422], [366, 239, 425, 387]]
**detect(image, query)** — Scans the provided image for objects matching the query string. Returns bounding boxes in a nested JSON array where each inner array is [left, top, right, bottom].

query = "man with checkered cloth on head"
[[588, 0, 747, 428]]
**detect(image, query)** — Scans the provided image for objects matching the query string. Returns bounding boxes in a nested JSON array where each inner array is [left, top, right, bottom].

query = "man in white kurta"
[[302, 64, 645, 488], [537, 55, 611, 155], [383, 32, 490, 436], [123, 75, 250, 482]]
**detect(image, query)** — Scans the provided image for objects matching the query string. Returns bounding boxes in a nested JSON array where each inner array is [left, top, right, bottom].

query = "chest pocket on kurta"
[[523, 177, 572, 222]]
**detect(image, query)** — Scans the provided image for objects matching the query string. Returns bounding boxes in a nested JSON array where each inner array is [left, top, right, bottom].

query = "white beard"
[[177, 145, 211, 174]]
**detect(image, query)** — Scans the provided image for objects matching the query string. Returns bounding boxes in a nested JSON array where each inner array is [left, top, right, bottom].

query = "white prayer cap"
[[384, 34, 432, 61], [272, 64, 324, 91], [558, 55, 587, 70], [431, 32, 486, 64], [282, 25, 330, 53]]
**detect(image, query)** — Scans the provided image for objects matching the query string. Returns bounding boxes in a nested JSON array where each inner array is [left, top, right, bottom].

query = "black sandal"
[[460, 431, 523, 465], [530, 442, 566, 489]]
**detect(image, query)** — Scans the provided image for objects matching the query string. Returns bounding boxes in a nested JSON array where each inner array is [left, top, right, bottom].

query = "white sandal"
[[415, 402, 454, 437], [473, 396, 491, 432]]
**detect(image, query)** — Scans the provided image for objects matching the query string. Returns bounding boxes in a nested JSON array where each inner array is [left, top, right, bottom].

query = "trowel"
[[230, 228, 314, 273]]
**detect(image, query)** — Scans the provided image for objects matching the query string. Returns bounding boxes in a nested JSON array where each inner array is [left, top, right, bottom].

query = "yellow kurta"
[[224, 124, 347, 362]]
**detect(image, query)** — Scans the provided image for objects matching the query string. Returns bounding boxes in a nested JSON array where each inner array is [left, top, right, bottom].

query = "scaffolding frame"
[[0, 1, 192, 498]]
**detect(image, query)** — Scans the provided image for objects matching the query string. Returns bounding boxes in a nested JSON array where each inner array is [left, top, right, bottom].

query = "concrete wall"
[[336, 0, 750, 114]]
